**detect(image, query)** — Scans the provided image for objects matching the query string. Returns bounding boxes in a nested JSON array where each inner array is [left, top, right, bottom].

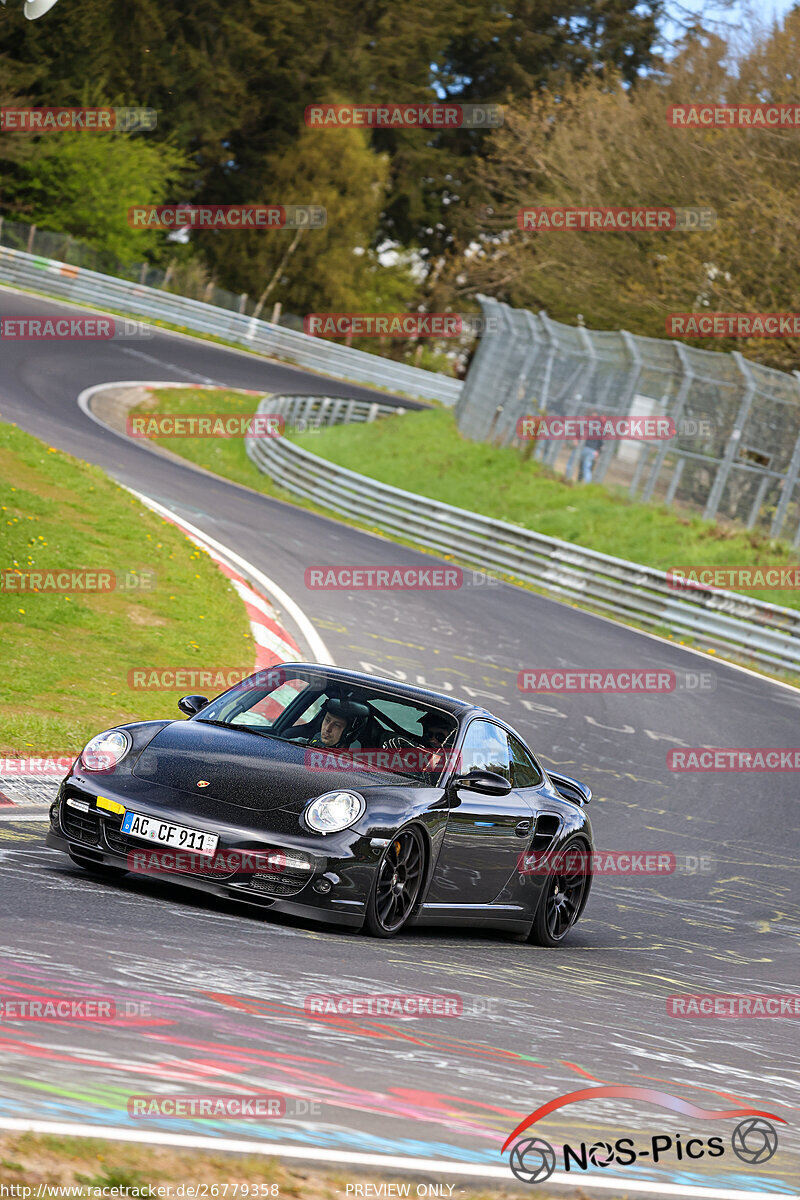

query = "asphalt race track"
[[1, 288, 798, 1197]]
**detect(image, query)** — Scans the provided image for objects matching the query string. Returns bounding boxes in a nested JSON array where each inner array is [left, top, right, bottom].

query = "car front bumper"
[[47, 784, 372, 929]]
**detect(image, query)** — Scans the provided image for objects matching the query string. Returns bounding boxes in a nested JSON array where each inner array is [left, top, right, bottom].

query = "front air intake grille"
[[62, 806, 101, 845], [249, 869, 311, 898]]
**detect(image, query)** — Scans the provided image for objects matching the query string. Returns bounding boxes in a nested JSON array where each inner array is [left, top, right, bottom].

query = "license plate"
[[121, 811, 219, 856]]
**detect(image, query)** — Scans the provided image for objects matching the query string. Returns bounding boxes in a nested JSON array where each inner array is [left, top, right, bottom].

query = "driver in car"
[[290, 698, 364, 749], [420, 712, 451, 749], [419, 712, 454, 773], [310, 708, 348, 748]]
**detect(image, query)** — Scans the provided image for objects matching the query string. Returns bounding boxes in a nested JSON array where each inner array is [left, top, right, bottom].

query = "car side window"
[[508, 733, 543, 789], [460, 720, 512, 782]]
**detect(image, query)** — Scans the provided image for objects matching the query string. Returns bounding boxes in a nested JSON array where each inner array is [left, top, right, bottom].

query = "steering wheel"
[[382, 735, 419, 751]]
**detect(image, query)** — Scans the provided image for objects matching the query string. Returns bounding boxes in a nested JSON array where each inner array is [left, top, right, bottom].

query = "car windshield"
[[196, 666, 459, 784]]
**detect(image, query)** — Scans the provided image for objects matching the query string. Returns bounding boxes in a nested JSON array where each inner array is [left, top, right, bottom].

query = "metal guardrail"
[[0, 244, 462, 406], [269, 394, 404, 429], [248, 394, 800, 674]]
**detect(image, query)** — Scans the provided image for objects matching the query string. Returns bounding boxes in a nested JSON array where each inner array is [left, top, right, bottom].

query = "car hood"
[[131, 719, 407, 811]]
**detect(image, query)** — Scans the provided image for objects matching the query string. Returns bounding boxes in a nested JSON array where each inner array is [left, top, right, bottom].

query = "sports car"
[[46, 663, 594, 942]]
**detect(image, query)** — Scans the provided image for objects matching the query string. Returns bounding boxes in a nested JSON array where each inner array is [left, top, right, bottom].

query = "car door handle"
[[515, 819, 532, 837]]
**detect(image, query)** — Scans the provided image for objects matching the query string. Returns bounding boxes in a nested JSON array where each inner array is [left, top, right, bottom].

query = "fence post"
[[536, 311, 556, 415], [770, 370, 800, 539], [642, 344, 693, 504], [552, 324, 597, 472], [595, 330, 642, 485], [747, 473, 772, 530], [26, 224, 36, 254], [456, 294, 501, 430], [704, 352, 754, 522], [665, 457, 685, 505]]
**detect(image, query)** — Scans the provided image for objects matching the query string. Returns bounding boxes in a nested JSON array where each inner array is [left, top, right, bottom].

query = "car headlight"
[[80, 729, 132, 772], [304, 791, 365, 834]]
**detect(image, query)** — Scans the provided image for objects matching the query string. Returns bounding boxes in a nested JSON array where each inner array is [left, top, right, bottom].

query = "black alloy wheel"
[[528, 838, 589, 946], [364, 826, 425, 938]]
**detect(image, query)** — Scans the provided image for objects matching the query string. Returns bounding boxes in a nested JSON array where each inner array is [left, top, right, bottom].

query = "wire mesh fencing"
[[457, 296, 800, 545]]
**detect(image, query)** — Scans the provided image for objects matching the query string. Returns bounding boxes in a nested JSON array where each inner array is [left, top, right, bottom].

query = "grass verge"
[[0, 418, 253, 755], [136, 388, 799, 611]]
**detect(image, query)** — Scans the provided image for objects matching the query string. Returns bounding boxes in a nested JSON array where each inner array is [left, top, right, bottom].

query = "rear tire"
[[528, 837, 589, 946], [363, 826, 425, 938], [69, 852, 128, 880]]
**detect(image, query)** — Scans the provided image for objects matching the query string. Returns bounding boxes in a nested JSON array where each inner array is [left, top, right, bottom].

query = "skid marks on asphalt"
[[343, 638, 704, 762], [1, 954, 796, 1183], [0, 823, 48, 843]]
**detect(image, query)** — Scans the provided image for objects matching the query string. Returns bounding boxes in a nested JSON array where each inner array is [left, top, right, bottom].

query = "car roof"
[[277, 661, 484, 718]]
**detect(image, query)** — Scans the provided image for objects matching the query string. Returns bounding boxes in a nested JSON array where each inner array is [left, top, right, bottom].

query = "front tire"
[[363, 826, 425, 938], [528, 837, 589, 946], [69, 852, 128, 880]]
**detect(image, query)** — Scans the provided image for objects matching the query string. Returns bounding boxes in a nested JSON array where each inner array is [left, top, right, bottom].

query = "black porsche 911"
[[47, 663, 594, 942]]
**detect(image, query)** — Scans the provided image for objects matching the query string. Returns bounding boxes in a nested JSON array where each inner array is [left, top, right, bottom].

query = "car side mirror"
[[450, 770, 512, 796], [178, 694, 209, 716]]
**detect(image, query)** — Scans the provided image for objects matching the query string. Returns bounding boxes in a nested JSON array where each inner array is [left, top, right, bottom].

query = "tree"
[[199, 122, 392, 315], [1, 124, 189, 263], [441, 15, 800, 371], [0, 0, 665, 262]]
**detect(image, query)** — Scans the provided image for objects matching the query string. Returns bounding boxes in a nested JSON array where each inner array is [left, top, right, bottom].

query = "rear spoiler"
[[548, 771, 592, 806]]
